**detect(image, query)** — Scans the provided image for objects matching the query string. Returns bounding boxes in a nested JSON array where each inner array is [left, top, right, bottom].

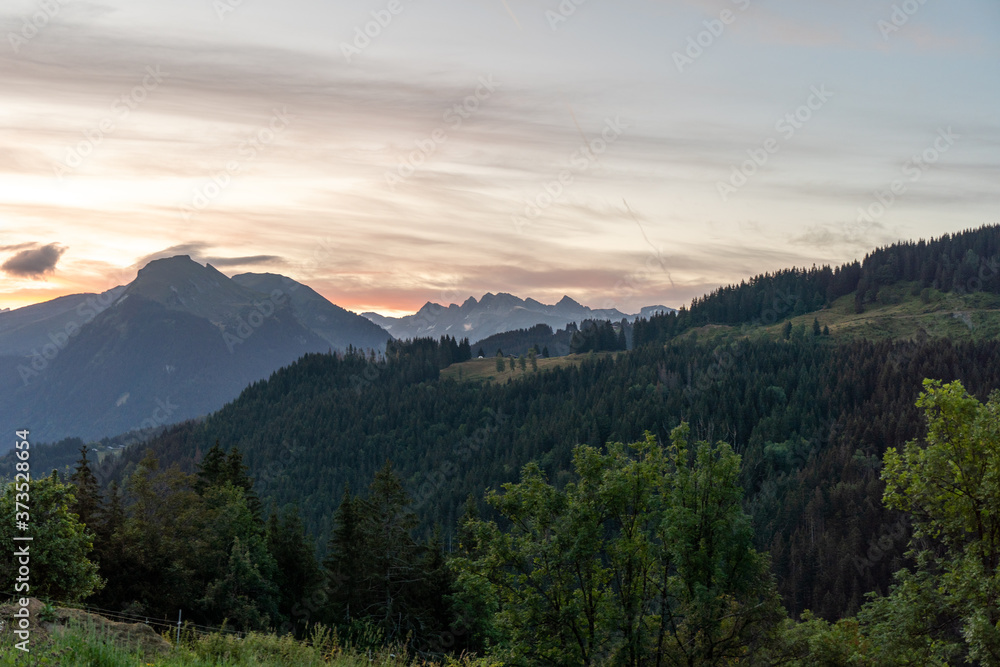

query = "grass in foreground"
[[0, 616, 496, 667]]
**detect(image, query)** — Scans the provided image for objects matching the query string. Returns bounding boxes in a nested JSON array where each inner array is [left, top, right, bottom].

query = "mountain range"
[[363, 294, 673, 343], [0, 257, 673, 446]]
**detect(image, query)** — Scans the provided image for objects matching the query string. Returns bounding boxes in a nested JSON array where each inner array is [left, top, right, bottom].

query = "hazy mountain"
[[0, 256, 390, 446], [0, 286, 126, 356], [639, 305, 673, 319], [363, 293, 676, 343], [232, 273, 390, 352]]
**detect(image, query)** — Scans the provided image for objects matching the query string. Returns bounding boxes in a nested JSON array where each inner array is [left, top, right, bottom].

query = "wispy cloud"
[[0, 0, 997, 313]]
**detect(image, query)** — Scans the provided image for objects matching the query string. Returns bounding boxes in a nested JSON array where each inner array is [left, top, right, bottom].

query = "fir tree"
[[69, 445, 102, 530]]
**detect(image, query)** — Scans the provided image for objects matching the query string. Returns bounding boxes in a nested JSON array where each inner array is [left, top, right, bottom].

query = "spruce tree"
[[225, 447, 262, 521], [266, 507, 323, 636], [69, 445, 102, 530], [195, 441, 227, 493], [360, 461, 421, 640], [323, 486, 364, 625]]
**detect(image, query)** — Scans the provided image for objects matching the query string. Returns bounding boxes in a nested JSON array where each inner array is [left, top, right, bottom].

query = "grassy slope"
[[677, 283, 1000, 345], [439, 352, 616, 384], [442, 284, 1000, 382]]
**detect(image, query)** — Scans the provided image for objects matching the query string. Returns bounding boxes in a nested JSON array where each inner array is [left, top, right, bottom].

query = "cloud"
[[0, 242, 40, 252], [1, 243, 67, 277], [205, 255, 283, 268], [134, 243, 282, 270], [134, 243, 211, 267]]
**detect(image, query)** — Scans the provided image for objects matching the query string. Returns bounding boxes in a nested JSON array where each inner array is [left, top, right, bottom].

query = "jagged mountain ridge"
[[363, 293, 675, 342]]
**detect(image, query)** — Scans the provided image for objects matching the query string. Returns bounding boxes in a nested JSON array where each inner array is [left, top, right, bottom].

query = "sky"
[[0, 0, 997, 316]]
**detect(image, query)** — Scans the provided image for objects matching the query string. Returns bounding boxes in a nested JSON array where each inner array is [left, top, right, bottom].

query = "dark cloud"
[[1, 243, 67, 277]]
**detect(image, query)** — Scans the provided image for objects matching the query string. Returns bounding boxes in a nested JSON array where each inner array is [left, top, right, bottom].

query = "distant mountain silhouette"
[[362, 293, 675, 343]]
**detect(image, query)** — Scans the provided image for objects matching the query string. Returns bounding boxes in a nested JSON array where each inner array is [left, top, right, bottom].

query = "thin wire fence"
[[0, 590, 440, 657], [0, 590, 244, 640]]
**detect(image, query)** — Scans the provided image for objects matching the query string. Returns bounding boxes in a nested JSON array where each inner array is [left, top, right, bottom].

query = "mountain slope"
[[0, 286, 125, 356], [232, 273, 391, 352]]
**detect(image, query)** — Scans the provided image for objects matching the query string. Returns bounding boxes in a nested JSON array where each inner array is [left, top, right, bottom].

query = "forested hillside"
[[72, 333, 999, 625], [7, 226, 1000, 664]]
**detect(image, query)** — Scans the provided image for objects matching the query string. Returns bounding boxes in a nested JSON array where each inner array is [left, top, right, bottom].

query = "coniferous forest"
[[4, 225, 1000, 664]]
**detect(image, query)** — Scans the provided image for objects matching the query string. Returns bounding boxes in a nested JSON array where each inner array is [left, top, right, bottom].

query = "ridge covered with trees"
[[634, 224, 1000, 346]]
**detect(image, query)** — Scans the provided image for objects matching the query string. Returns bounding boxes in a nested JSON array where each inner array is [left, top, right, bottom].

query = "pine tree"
[[195, 441, 227, 493], [69, 445, 102, 530], [413, 526, 457, 650], [323, 486, 364, 625], [93, 481, 128, 608], [267, 507, 323, 636], [359, 461, 421, 640], [225, 447, 263, 521]]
